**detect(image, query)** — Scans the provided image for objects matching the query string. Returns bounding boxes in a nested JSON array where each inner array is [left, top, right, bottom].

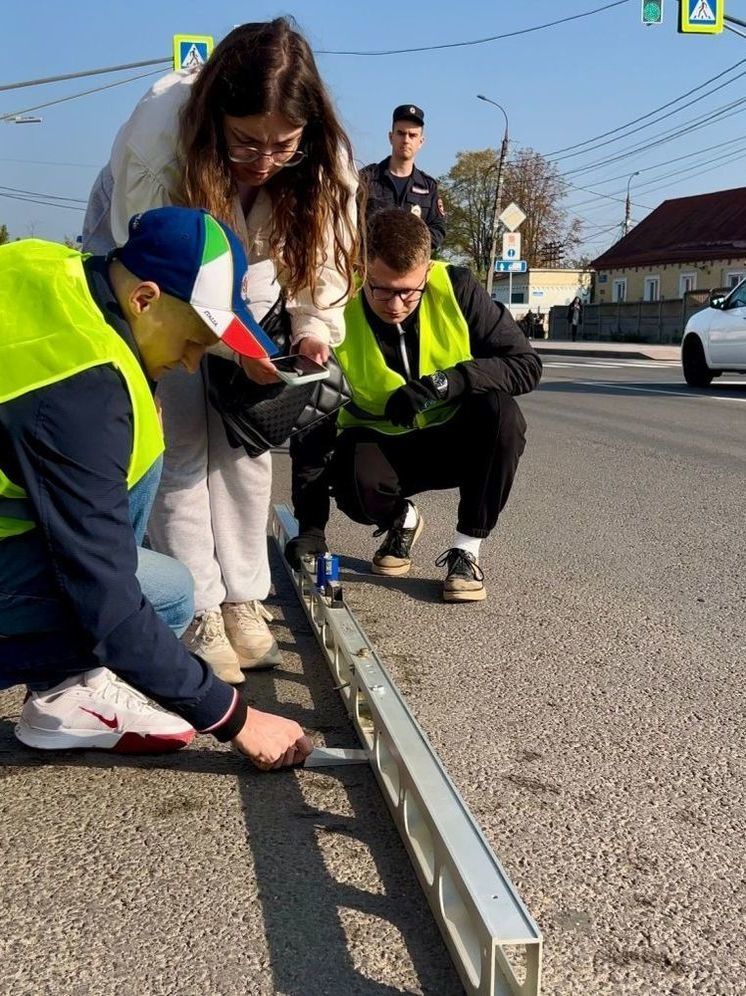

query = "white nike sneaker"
[[15, 668, 195, 754]]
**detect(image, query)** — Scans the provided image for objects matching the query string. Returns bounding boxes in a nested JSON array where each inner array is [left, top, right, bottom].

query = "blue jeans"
[[0, 458, 194, 691]]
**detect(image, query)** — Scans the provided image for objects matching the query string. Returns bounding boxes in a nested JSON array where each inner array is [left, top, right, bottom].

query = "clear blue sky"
[[3, 0, 746, 259]]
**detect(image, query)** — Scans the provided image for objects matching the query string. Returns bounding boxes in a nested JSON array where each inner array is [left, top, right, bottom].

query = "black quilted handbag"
[[206, 297, 351, 459]]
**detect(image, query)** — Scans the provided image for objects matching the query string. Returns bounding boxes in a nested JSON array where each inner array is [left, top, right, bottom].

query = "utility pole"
[[477, 95, 509, 297]]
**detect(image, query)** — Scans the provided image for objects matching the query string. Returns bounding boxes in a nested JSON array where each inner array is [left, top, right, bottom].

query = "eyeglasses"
[[366, 280, 427, 303], [226, 145, 306, 167]]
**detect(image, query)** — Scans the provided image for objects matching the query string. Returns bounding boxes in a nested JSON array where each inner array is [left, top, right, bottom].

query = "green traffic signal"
[[642, 0, 663, 24]]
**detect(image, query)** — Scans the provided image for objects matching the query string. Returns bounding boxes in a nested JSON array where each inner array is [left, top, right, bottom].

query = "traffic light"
[[641, 0, 664, 24]]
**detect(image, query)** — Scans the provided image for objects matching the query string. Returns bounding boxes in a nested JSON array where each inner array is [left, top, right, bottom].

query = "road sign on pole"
[[679, 0, 723, 33], [498, 202, 526, 232], [172, 35, 214, 71], [495, 260, 527, 273], [502, 232, 522, 260]]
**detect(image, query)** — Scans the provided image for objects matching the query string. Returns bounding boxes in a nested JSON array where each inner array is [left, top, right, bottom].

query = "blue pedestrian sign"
[[679, 0, 723, 33], [172, 35, 214, 71], [495, 260, 527, 273]]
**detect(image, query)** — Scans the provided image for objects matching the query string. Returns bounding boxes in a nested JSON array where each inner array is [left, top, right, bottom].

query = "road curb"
[[533, 344, 677, 361]]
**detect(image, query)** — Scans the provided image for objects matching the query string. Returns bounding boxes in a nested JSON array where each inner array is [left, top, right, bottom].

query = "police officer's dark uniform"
[[360, 105, 446, 251]]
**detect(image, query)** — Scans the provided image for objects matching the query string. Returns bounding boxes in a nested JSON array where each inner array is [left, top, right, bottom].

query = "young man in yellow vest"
[[0, 206, 312, 770], [288, 209, 542, 602]]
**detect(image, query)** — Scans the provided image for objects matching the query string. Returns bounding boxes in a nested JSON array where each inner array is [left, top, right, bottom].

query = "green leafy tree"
[[0, 224, 10, 246]]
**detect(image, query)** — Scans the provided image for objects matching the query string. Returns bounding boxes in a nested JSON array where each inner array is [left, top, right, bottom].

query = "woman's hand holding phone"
[[295, 335, 329, 365], [239, 354, 281, 384]]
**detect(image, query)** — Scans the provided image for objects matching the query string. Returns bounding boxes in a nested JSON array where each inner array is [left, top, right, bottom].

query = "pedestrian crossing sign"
[[172, 35, 214, 71], [679, 0, 723, 34]]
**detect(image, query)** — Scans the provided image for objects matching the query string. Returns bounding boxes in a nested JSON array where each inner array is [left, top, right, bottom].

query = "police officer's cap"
[[392, 104, 424, 126]]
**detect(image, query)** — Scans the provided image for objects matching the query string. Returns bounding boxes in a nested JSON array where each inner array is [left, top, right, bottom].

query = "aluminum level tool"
[[272, 505, 542, 996]]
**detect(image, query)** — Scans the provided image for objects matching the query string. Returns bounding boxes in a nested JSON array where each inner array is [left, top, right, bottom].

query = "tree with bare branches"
[[439, 147, 581, 279]]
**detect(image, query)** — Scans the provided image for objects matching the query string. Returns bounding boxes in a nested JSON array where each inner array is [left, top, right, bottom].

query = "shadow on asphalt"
[[230, 545, 461, 994], [337, 555, 443, 605], [539, 380, 746, 398], [0, 541, 461, 996]]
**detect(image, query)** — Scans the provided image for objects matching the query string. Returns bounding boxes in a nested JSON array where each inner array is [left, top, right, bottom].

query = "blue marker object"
[[316, 552, 340, 587]]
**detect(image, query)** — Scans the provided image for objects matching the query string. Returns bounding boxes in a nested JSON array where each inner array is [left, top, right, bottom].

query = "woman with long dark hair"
[[84, 19, 358, 684]]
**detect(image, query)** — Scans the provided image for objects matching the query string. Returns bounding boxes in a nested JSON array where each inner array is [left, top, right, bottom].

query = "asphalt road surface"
[[2, 354, 744, 995]]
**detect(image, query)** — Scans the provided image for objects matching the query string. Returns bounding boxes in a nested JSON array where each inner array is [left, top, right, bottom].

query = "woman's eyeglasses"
[[227, 145, 306, 167]]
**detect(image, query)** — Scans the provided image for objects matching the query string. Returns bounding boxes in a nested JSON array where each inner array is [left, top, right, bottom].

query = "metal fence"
[[548, 289, 726, 344]]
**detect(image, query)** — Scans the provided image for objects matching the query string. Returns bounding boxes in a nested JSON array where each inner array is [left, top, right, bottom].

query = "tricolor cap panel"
[[115, 206, 278, 360]]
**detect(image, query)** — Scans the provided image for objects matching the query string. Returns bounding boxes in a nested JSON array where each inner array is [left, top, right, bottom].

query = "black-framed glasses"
[[227, 145, 306, 167], [366, 280, 428, 303]]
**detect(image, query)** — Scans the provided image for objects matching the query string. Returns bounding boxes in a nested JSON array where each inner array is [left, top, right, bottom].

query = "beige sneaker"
[[183, 610, 244, 685], [222, 601, 282, 671]]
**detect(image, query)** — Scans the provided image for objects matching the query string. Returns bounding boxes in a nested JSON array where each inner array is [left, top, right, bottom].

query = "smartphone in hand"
[[271, 355, 330, 386]]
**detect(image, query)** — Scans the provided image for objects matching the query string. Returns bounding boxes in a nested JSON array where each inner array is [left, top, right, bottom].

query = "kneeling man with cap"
[[0, 206, 312, 769], [288, 210, 542, 602]]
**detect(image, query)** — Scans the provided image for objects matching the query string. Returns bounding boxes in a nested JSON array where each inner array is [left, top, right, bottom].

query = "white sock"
[[453, 532, 481, 559], [402, 501, 419, 528]]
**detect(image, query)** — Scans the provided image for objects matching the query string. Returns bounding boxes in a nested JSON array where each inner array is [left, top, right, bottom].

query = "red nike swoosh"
[[80, 707, 119, 730]]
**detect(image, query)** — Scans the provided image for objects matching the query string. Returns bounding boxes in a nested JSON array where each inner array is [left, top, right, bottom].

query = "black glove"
[[384, 379, 439, 428], [384, 369, 468, 428], [284, 528, 328, 570]]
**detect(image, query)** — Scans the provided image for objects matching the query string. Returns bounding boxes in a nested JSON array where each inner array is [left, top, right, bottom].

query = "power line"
[[566, 141, 746, 214], [561, 95, 746, 177], [545, 57, 746, 158], [0, 1, 632, 95], [563, 134, 746, 209], [311, 1, 633, 55], [0, 158, 98, 168], [574, 132, 746, 189], [0, 184, 87, 203], [0, 68, 165, 122], [0, 58, 170, 93], [0, 190, 84, 211], [550, 66, 746, 166]]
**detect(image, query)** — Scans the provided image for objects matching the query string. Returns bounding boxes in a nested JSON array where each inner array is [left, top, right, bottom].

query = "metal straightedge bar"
[[272, 504, 542, 996]]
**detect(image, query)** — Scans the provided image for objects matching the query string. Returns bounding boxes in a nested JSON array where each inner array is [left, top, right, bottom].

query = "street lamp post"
[[624, 171, 640, 236], [477, 94, 509, 297]]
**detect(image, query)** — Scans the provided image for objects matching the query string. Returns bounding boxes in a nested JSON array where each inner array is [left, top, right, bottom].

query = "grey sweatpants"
[[147, 260, 280, 614], [147, 364, 272, 612]]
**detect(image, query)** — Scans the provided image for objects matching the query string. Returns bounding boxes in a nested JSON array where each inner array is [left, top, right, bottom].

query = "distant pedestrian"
[[567, 296, 583, 341], [360, 105, 446, 251]]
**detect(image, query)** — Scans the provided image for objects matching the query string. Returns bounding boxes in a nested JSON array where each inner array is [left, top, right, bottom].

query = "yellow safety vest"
[[336, 261, 473, 435], [0, 240, 164, 540]]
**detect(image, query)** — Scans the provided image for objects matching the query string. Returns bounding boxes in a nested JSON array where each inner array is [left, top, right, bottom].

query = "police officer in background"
[[360, 104, 446, 251]]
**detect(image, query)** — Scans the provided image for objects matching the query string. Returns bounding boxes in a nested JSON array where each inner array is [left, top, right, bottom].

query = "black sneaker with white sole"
[[371, 504, 424, 576], [435, 548, 486, 602]]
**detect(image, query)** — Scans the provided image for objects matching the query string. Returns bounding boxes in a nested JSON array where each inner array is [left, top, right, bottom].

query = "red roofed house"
[[591, 186, 746, 304]]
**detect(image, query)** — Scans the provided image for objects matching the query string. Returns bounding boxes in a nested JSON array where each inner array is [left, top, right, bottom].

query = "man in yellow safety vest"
[[0, 206, 311, 769], [288, 209, 542, 602]]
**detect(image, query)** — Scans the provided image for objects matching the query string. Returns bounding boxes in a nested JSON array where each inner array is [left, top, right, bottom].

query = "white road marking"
[[572, 380, 746, 404], [542, 360, 678, 369]]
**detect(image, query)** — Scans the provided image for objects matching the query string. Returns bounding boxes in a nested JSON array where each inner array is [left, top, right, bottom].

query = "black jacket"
[[360, 158, 446, 251], [291, 264, 542, 532]]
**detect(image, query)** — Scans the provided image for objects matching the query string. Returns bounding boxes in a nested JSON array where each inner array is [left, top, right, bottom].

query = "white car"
[[681, 282, 746, 386]]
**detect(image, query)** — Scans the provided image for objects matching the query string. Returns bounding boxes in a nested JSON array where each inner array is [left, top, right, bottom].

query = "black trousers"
[[332, 391, 526, 539]]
